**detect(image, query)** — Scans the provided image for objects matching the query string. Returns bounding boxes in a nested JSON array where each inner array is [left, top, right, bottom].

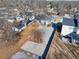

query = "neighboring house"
[[25, 12, 32, 16], [35, 15, 53, 25], [61, 17, 79, 44], [29, 16, 35, 21], [41, 16, 53, 25], [64, 14, 73, 19], [8, 19, 15, 23], [12, 20, 26, 32], [12, 19, 34, 32], [15, 16, 25, 22]]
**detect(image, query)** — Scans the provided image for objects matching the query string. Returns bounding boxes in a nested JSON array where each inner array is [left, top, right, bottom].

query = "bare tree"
[[0, 21, 17, 43]]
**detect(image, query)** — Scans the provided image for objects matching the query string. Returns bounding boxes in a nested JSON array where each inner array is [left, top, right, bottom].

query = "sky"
[[46, 0, 79, 1]]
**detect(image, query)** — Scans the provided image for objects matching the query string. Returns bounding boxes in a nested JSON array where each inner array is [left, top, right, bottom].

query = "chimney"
[[73, 15, 78, 33], [73, 15, 78, 27]]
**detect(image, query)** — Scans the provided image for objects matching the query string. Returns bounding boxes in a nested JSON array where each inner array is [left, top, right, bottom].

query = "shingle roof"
[[15, 21, 25, 29], [62, 17, 74, 26]]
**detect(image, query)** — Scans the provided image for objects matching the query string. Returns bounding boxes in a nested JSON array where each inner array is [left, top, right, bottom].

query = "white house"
[[61, 17, 79, 44]]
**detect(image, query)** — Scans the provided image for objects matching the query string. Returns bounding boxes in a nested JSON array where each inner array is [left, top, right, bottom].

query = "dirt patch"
[[0, 23, 40, 59], [28, 30, 43, 43]]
